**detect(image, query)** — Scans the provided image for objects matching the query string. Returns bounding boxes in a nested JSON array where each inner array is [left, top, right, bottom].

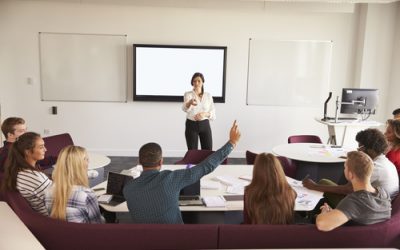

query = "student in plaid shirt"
[[45, 146, 103, 223]]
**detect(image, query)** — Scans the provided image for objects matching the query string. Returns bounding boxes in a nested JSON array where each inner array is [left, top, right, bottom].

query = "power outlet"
[[43, 129, 50, 135]]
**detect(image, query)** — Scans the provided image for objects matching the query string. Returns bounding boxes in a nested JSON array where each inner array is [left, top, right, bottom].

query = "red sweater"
[[387, 148, 400, 175]]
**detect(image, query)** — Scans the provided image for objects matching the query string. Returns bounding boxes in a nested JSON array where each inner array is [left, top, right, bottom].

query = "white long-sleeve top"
[[182, 91, 216, 121]]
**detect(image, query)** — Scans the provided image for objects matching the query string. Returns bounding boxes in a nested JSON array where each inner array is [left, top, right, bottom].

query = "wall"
[[0, 0, 398, 157], [387, 3, 400, 115]]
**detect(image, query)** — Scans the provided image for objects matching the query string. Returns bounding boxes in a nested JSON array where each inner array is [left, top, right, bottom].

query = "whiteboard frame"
[[246, 39, 333, 107], [39, 32, 128, 103]]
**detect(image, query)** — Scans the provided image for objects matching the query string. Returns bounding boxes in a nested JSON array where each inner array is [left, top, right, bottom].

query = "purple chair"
[[4, 191, 219, 250], [42, 133, 74, 159], [245, 150, 257, 165], [288, 135, 323, 144], [175, 149, 228, 165], [245, 151, 297, 178]]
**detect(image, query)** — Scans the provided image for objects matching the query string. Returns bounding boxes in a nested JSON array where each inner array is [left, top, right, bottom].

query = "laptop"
[[179, 180, 204, 206], [99, 172, 133, 206]]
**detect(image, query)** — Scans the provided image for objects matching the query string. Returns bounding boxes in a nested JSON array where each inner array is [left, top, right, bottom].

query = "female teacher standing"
[[182, 72, 216, 150]]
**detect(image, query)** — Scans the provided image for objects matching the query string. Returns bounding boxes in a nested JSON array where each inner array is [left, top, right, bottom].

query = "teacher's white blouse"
[[182, 91, 216, 121]]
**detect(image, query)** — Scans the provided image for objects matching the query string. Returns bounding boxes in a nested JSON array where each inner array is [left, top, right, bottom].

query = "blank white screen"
[[135, 46, 225, 97]]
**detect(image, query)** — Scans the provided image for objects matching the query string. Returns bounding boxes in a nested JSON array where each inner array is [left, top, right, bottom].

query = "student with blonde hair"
[[243, 153, 297, 224], [45, 145, 103, 223]]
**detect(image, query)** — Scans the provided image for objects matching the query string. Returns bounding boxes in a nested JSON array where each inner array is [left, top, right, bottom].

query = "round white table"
[[88, 152, 111, 170], [272, 143, 349, 183], [87, 152, 111, 187], [272, 143, 347, 163]]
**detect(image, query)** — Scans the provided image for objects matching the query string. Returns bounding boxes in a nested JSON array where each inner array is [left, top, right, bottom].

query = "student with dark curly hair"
[[393, 108, 400, 120], [303, 128, 398, 207], [385, 119, 400, 175]]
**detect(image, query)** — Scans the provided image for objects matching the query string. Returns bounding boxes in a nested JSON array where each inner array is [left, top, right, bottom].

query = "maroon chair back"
[[245, 151, 296, 178], [288, 135, 322, 144], [43, 133, 74, 158], [0, 172, 4, 201], [175, 149, 228, 165], [245, 150, 257, 165], [4, 190, 219, 250], [277, 156, 297, 179]]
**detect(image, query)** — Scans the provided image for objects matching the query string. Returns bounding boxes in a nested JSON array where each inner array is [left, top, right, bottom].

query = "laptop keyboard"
[[179, 195, 200, 201]]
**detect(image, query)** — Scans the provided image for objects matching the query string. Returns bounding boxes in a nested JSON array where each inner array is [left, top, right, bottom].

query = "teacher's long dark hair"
[[191, 72, 204, 98], [2, 132, 41, 191]]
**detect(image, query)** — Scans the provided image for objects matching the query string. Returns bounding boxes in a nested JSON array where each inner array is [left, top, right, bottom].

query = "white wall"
[[387, 3, 400, 116], [0, 0, 398, 157]]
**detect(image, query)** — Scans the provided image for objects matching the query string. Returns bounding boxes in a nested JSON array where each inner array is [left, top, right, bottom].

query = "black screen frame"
[[133, 44, 227, 103], [340, 88, 378, 114]]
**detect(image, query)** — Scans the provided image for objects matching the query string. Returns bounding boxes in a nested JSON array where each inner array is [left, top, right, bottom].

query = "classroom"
[[1, 0, 400, 249]]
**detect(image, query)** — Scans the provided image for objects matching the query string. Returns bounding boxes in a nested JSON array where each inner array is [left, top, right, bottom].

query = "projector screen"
[[134, 44, 227, 102]]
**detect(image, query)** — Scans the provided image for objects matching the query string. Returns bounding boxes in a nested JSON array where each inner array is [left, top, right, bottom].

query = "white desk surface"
[[315, 117, 382, 127], [94, 165, 322, 213], [0, 202, 45, 250], [88, 152, 111, 170], [272, 143, 348, 163]]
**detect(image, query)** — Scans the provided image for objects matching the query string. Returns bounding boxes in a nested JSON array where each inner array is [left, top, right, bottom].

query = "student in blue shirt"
[[123, 120, 241, 224]]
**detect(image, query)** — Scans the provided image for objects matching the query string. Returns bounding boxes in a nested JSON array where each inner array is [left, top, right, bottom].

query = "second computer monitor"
[[340, 88, 378, 115]]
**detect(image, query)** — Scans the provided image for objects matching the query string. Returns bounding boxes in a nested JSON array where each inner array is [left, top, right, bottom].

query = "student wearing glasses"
[[303, 128, 399, 207]]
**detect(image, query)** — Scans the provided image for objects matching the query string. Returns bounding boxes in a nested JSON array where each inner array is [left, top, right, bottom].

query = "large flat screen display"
[[134, 44, 227, 102]]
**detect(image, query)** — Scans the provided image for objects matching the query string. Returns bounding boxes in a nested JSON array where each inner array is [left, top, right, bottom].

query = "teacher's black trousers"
[[185, 119, 213, 150]]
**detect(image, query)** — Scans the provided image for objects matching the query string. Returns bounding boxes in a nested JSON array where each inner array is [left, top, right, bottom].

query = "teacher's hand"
[[229, 120, 241, 147]]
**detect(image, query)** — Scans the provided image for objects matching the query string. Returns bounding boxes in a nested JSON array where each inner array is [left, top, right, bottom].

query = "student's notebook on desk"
[[179, 181, 204, 206], [98, 172, 133, 206]]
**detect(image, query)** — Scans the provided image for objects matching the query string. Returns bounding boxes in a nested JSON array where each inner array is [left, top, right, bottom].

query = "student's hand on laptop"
[[229, 120, 241, 148]]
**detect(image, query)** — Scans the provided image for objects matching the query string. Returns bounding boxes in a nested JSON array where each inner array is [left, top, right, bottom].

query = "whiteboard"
[[246, 39, 332, 107], [39, 32, 127, 102]]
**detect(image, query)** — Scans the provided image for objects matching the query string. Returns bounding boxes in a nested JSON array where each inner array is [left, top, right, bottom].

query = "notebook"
[[179, 180, 204, 206], [99, 172, 133, 206]]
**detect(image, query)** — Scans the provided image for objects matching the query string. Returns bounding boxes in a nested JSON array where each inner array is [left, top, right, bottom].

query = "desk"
[[273, 143, 348, 183], [87, 152, 111, 187], [94, 165, 323, 223], [315, 118, 382, 147], [0, 201, 45, 250]]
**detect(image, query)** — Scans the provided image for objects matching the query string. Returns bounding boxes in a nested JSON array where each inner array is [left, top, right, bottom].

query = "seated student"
[[303, 128, 399, 206], [0, 117, 55, 173], [385, 119, 400, 175], [316, 151, 391, 232], [243, 153, 296, 224], [0, 117, 26, 172], [45, 146, 103, 223], [393, 108, 400, 120], [123, 120, 241, 224], [1, 132, 52, 216]]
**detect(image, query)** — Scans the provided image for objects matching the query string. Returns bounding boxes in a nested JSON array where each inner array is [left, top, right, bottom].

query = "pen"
[[302, 174, 310, 181]]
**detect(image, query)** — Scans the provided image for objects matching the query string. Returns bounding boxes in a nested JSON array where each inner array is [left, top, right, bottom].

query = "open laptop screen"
[[107, 172, 133, 197], [179, 180, 200, 196]]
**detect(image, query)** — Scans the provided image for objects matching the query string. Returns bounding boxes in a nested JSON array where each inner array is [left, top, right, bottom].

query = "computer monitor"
[[340, 88, 378, 115]]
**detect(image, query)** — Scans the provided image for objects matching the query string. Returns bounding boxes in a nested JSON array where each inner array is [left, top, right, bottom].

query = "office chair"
[[245, 151, 296, 178], [245, 150, 258, 165], [175, 149, 228, 165], [288, 135, 322, 144], [42, 133, 74, 159]]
